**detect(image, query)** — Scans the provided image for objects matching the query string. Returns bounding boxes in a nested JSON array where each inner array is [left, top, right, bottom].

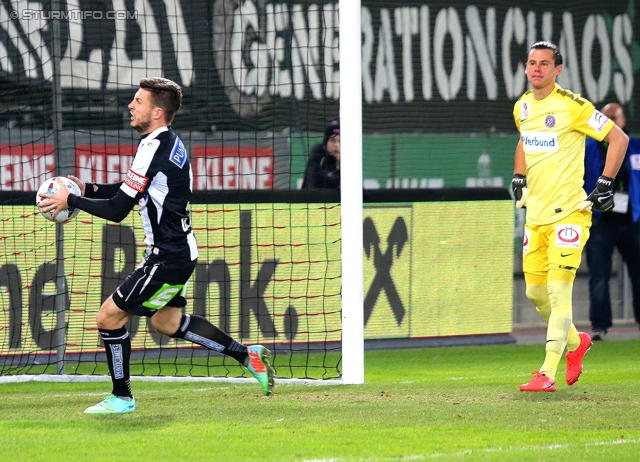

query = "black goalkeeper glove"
[[585, 175, 615, 212], [511, 174, 527, 208]]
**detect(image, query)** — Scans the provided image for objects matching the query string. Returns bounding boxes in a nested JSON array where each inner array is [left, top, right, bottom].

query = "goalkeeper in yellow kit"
[[512, 41, 629, 392]]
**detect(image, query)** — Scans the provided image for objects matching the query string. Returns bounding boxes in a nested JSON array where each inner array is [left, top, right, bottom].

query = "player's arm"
[[67, 175, 124, 198], [512, 139, 527, 208], [68, 189, 138, 223], [39, 178, 137, 222], [84, 182, 124, 199], [601, 124, 628, 178], [582, 124, 629, 212]]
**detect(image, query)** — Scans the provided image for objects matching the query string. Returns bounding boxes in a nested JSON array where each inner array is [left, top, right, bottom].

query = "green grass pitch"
[[2, 339, 640, 461]]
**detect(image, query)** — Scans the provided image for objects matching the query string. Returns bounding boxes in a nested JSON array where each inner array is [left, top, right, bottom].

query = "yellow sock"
[[540, 305, 572, 380], [537, 299, 579, 351], [526, 271, 581, 379], [536, 302, 551, 322], [566, 327, 581, 352], [547, 269, 580, 352], [540, 274, 576, 381]]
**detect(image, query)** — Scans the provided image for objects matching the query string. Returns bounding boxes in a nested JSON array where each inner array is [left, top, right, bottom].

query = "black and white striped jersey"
[[71, 126, 198, 261], [125, 126, 197, 260]]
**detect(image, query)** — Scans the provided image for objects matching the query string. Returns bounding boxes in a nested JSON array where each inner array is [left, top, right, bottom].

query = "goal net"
[[1, 0, 635, 382], [0, 0, 346, 382]]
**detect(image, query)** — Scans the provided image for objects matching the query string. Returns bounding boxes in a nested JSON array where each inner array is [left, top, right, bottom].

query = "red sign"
[[0, 144, 55, 191], [76, 144, 137, 184], [76, 144, 274, 190], [192, 146, 274, 190]]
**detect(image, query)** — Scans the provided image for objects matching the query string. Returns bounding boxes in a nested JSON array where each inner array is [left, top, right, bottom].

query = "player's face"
[[525, 48, 561, 91], [327, 134, 340, 160], [128, 89, 156, 134]]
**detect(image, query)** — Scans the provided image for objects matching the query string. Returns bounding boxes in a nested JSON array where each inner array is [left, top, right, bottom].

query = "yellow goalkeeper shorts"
[[522, 209, 592, 273]]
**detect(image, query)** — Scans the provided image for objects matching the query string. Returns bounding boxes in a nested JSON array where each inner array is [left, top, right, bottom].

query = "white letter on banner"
[[557, 12, 581, 94], [107, 0, 163, 87], [582, 15, 611, 103], [374, 8, 399, 103], [60, 0, 99, 88], [433, 7, 463, 102], [612, 14, 633, 104], [324, 3, 339, 99], [15, 2, 52, 80], [163, 0, 194, 86], [361, 6, 374, 103], [501, 7, 526, 100], [231, 0, 256, 94], [246, 40, 269, 97], [267, 3, 292, 98], [419, 5, 431, 100], [232, 0, 269, 97], [395, 7, 418, 102], [0, 3, 38, 79], [526, 11, 536, 50], [291, 4, 322, 100], [465, 6, 497, 101]]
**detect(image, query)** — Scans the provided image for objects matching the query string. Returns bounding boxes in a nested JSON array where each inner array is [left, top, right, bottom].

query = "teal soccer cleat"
[[246, 345, 275, 396], [84, 395, 136, 414]]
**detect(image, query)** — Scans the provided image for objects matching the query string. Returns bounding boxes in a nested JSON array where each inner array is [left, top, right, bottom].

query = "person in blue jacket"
[[584, 103, 640, 340]]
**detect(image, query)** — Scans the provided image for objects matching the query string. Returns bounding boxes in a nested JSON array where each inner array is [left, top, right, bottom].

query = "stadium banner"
[[0, 132, 515, 192], [0, 198, 512, 356], [0, 132, 290, 192], [75, 144, 275, 190], [0, 0, 636, 132], [0, 144, 55, 191]]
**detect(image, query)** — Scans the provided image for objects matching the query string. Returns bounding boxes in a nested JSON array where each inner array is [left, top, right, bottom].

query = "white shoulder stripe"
[[130, 139, 161, 175]]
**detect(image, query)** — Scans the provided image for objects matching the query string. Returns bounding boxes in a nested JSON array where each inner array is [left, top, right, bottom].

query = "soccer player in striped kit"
[[512, 42, 628, 392], [41, 77, 274, 413]]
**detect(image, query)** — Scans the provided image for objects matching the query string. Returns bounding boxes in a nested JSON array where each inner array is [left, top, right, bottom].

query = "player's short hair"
[[529, 41, 563, 66], [139, 77, 183, 124]]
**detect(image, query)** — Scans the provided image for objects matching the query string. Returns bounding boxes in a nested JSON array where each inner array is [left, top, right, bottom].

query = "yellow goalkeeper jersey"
[[513, 83, 614, 225]]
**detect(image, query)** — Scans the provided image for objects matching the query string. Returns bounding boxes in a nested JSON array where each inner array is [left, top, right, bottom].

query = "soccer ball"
[[36, 176, 81, 223]]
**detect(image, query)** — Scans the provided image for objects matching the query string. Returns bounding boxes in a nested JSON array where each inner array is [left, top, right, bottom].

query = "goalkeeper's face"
[[128, 89, 156, 134], [525, 48, 562, 91]]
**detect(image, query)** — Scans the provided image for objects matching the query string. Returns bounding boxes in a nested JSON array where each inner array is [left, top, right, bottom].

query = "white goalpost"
[[339, 0, 365, 385]]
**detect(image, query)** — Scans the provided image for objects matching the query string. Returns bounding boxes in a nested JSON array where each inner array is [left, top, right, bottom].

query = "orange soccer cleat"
[[520, 371, 556, 392], [565, 332, 592, 386]]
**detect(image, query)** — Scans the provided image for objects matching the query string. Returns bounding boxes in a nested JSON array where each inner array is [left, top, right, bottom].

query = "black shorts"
[[112, 249, 198, 317]]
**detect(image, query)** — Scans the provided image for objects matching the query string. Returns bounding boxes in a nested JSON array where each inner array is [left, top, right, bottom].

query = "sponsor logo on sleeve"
[[586, 110, 609, 132], [520, 131, 559, 153], [124, 168, 149, 192], [555, 225, 582, 249], [170, 137, 187, 168]]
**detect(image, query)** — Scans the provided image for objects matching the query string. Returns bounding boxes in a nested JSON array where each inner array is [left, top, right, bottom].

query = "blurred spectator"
[[301, 120, 340, 189], [585, 103, 640, 340]]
